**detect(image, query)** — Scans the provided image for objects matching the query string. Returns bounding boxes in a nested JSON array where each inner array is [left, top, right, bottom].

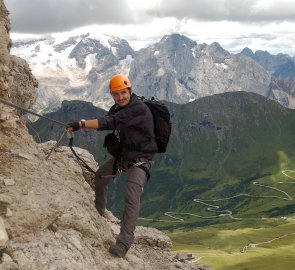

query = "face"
[[111, 88, 131, 107]]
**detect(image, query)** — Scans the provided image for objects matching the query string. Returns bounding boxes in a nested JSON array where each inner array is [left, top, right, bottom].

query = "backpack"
[[103, 97, 172, 156], [140, 96, 172, 153]]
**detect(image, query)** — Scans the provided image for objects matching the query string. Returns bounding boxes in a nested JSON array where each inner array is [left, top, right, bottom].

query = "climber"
[[67, 74, 157, 258]]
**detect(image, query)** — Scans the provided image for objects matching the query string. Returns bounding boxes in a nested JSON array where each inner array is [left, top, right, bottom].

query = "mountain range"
[[12, 33, 295, 114]]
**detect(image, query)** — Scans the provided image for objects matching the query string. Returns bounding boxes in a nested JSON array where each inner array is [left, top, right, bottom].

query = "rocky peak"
[[69, 37, 115, 69], [131, 33, 197, 84], [252, 50, 278, 69], [12, 38, 46, 49], [240, 48, 295, 79], [205, 42, 230, 63], [159, 34, 197, 50], [108, 36, 134, 60], [273, 60, 295, 79], [53, 36, 79, 53], [240, 47, 254, 58], [58, 100, 106, 120], [130, 33, 272, 104]]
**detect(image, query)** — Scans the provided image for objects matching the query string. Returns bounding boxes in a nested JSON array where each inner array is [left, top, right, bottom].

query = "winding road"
[[139, 170, 294, 223], [139, 170, 295, 253]]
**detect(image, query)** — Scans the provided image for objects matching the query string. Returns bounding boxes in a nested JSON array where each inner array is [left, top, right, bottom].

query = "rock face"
[[108, 36, 135, 60], [270, 77, 295, 108], [69, 38, 119, 70], [240, 47, 295, 79], [0, 1, 209, 269], [129, 35, 272, 103]]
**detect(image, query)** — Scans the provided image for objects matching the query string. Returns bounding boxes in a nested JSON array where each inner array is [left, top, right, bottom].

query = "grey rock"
[[3, 178, 15, 186], [0, 253, 19, 270], [9, 55, 38, 110], [6, 207, 13, 217], [0, 217, 8, 248], [134, 226, 173, 250], [53, 37, 79, 52], [175, 253, 196, 262]]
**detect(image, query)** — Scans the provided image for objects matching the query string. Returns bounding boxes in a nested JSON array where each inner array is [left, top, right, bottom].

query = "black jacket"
[[98, 93, 157, 160]]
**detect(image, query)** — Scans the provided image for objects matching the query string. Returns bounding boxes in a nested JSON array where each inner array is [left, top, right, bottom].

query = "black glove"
[[67, 122, 80, 131]]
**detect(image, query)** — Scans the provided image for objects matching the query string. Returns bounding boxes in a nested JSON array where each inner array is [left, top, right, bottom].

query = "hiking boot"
[[109, 242, 128, 258]]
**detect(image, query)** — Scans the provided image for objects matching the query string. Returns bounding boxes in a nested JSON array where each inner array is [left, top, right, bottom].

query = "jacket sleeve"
[[97, 102, 147, 131]]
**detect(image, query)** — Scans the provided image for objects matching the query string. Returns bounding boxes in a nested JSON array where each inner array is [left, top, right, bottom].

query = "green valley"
[[168, 217, 295, 270]]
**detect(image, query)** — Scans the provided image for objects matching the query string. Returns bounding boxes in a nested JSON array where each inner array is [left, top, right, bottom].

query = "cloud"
[[146, 0, 295, 22], [5, 0, 134, 34], [5, 0, 295, 56], [6, 0, 295, 35]]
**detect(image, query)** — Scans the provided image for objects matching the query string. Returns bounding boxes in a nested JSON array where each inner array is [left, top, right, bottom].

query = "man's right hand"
[[67, 122, 80, 132]]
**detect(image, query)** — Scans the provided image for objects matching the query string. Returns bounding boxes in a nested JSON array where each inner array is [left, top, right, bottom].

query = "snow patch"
[[191, 49, 196, 58], [215, 63, 228, 69], [157, 68, 165, 77], [87, 32, 110, 48], [119, 55, 133, 74], [85, 54, 97, 73], [111, 47, 118, 56]]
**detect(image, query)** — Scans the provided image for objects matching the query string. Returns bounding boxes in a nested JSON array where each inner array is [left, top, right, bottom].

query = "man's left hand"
[[67, 122, 80, 132]]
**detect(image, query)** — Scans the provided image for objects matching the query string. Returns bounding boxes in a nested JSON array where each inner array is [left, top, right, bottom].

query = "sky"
[[5, 0, 295, 56]]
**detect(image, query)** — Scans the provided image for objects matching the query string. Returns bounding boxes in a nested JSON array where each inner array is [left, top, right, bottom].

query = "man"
[[67, 74, 157, 258]]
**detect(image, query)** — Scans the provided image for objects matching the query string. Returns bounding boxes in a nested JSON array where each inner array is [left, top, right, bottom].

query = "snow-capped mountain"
[[12, 33, 134, 113], [11, 33, 295, 113]]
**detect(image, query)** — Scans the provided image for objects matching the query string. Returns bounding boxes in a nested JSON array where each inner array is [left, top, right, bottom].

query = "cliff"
[[0, 1, 208, 269]]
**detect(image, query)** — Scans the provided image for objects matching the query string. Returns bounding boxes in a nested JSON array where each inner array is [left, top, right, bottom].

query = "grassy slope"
[[168, 218, 295, 270], [135, 92, 295, 227]]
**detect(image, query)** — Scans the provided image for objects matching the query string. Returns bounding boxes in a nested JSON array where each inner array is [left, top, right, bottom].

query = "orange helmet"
[[109, 74, 131, 92]]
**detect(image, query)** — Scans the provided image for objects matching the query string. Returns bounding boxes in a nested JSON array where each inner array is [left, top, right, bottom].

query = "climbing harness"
[[128, 160, 150, 181], [0, 97, 95, 173]]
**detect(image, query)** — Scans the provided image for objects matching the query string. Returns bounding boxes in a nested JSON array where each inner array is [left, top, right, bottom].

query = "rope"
[[68, 137, 96, 174], [45, 130, 68, 160], [0, 97, 68, 127], [26, 119, 42, 143], [0, 97, 96, 173]]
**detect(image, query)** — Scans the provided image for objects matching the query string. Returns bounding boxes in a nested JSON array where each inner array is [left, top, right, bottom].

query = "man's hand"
[[67, 122, 80, 132]]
